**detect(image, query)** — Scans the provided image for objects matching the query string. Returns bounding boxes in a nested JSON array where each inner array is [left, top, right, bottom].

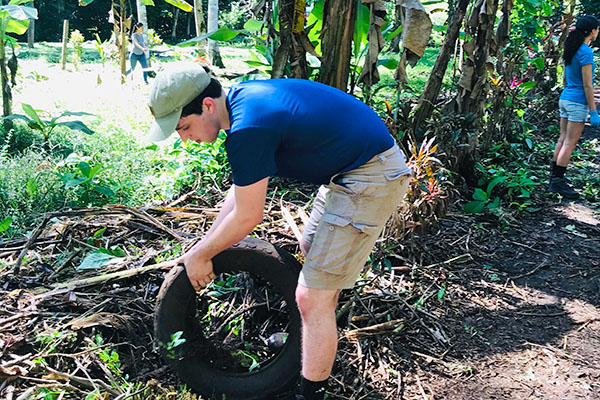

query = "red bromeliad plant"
[[386, 136, 449, 240]]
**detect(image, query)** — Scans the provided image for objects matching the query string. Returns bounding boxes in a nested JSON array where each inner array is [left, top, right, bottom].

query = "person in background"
[[127, 22, 149, 84], [549, 15, 600, 199]]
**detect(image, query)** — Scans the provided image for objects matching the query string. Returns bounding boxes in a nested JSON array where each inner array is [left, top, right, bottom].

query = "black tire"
[[154, 237, 302, 400]]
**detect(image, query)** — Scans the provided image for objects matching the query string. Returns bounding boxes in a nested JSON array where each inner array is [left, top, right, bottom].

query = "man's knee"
[[295, 285, 339, 319]]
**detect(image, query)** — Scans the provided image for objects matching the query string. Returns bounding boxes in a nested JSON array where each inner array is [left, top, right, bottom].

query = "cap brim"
[[146, 108, 182, 142]]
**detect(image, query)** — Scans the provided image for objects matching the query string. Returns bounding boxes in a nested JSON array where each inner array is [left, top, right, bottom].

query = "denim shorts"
[[559, 99, 589, 122], [299, 145, 411, 290]]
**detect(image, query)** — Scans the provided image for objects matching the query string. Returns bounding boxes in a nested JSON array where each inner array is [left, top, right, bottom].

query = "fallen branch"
[[44, 365, 121, 396], [344, 319, 404, 341], [421, 253, 472, 269], [13, 205, 188, 274], [280, 201, 303, 243], [510, 260, 548, 280], [32, 259, 177, 300]]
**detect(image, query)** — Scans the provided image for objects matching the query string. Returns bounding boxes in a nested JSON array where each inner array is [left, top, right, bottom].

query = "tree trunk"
[[193, 0, 206, 36], [186, 12, 191, 37], [27, 18, 35, 48], [171, 7, 180, 40], [114, 0, 129, 83], [136, 0, 148, 29], [60, 19, 69, 70], [455, 0, 500, 117], [452, 0, 500, 183], [0, 36, 12, 118], [272, 0, 308, 78], [389, 0, 402, 53], [207, 0, 224, 67], [550, 0, 576, 88], [27, 1, 35, 49], [411, 0, 470, 136], [318, 0, 357, 90]]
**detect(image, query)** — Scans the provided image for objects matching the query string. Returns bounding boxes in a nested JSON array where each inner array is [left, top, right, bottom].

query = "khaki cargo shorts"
[[299, 145, 411, 290]]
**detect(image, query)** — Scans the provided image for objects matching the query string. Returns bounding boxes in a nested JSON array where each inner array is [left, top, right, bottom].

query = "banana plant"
[[3, 103, 94, 145], [0, 1, 38, 118]]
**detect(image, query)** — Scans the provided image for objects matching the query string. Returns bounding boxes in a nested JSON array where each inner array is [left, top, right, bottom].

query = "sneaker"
[[547, 177, 579, 199]]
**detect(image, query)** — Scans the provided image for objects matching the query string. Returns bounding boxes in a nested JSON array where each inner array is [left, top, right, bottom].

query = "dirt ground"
[[394, 202, 600, 400], [352, 130, 600, 400]]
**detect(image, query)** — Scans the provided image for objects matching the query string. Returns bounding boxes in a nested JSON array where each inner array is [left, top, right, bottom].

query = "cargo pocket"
[[305, 213, 380, 276], [321, 213, 379, 236]]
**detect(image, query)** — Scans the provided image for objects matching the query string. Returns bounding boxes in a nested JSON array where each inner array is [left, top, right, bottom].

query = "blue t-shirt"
[[225, 79, 405, 186], [560, 43, 595, 105]]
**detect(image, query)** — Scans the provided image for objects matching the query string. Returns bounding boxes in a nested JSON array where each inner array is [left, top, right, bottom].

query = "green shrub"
[[0, 149, 67, 237], [147, 28, 163, 48], [0, 122, 44, 154], [68, 29, 85, 69]]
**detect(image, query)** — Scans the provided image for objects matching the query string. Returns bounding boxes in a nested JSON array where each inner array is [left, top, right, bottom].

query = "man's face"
[[176, 106, 220, 144]]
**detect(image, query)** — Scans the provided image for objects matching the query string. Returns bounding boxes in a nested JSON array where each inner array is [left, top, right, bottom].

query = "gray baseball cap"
[[147, 61, 211, 142]]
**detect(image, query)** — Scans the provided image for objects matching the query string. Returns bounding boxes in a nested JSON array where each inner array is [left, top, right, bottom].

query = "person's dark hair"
[[181, 67, 223, 117], [131, 22, 143, 38], [564, 15, 599, 65]]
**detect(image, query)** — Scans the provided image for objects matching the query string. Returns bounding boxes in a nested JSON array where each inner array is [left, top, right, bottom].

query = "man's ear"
[[202, 97, 216, 114]]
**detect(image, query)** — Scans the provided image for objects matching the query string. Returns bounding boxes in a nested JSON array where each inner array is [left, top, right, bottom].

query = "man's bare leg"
[[295, 284, 340, 398]]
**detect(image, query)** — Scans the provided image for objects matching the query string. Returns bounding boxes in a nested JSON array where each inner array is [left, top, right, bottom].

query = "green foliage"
[[509, 0, 561, 54], [0, 4, 37, 36], [55, 154, 119, 206], [220, 3, 253, 31], [577, 1, 600, 22], [3, 104, 94, 145], [0, 216, 11, 232], [464, 155, 542, 216], [35, 388, 64, 400], [463, 176, 505, 214], [147, 28, 163, 48], [77, 250, 122, 270], [69, 29, 85, 69], [162, 330, 187, 359], [94, 33, 110, 66], [0, 122, 43, 153], [231, 349, 260, 371], [166, 133, 231, 196]]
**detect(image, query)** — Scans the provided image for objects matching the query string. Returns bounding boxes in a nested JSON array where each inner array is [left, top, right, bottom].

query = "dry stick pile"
[[0, 191, 464, 399]]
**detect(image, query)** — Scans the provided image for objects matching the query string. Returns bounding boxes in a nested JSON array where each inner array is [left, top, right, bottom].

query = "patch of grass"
[[17, 42, 102, 64]]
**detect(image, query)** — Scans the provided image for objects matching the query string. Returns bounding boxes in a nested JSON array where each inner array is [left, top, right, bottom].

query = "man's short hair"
[[181, 78, 223, 117]]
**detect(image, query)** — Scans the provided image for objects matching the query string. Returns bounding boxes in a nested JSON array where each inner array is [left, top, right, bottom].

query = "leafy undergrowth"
[[1, 169, 599, 399]]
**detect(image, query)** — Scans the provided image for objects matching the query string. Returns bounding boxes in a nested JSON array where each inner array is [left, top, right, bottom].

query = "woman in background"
[[549, 15, 600, 199], [127, 22, 149, 84]]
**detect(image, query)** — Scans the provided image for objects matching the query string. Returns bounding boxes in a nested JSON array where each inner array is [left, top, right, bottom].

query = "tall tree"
[[207, 0, 224, 67], [136, 0, 148, 29], [271, 0, 309, 78], [318, 0, 357, 90], [193, 0, 205, 37], [27, 14, 35, 48], [411, 0, 470, 136], [171, 6, 180, 40]]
